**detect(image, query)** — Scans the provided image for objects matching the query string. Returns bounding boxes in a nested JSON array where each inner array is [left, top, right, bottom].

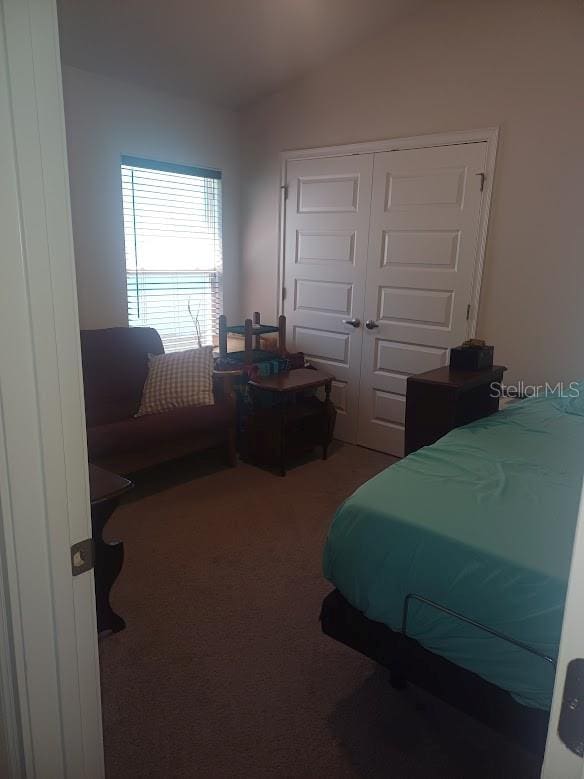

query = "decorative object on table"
[[243, 368, 336, 476], [216, 311, 287, 370], [405, 364, 506, 455], [89, 463, 133, 635], [449, 338, 494, 371], [214, 312, 307, 449]]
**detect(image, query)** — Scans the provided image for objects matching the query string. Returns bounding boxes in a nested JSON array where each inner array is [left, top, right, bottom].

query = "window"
[[121, 156, 223, 352]]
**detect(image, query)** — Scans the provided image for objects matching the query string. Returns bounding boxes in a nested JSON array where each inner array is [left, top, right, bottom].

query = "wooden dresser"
[[405, 365, 506, 456]]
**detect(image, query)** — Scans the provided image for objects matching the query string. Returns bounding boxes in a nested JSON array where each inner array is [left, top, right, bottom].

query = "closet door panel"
[[357, 142, 488, 455], [283, 154, 373, 443]]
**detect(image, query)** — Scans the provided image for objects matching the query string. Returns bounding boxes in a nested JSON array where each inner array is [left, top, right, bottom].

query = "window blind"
[[121, 155, 223, 353]]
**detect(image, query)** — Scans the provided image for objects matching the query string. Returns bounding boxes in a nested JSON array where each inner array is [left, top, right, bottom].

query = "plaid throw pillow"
[[136, 346, 214, 417]]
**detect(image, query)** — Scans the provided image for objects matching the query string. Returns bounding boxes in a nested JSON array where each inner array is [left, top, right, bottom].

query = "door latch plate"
[[71, 538, 94, 576], [558, 658, 584, 757]]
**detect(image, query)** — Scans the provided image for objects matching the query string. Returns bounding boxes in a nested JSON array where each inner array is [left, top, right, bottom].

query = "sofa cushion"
[[137, 346, 214, 417], [86, 401, 232, 459], [81, 327, 164, 426]]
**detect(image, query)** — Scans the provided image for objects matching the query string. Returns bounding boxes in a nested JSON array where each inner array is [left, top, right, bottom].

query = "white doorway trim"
[[277, 126, 499, 342], [0, 0, 103, 776]]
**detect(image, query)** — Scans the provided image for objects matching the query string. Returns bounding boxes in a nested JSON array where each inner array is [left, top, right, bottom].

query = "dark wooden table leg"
[[279, 400, 287, 476], [91, 497, 126, 635]]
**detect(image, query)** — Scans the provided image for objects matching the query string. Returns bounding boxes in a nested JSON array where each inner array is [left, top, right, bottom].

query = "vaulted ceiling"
[[57, 0, 419, 108]]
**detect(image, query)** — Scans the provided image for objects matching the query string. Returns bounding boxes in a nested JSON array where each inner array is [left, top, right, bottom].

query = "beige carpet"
[[99, 443, 539, 778]]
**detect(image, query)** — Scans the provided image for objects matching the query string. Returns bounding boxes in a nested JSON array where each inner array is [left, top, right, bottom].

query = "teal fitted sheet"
[[323, 391, 584, 709]]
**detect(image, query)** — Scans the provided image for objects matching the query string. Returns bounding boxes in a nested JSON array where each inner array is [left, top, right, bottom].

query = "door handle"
[[365, 320, 379, 330], [342, 318, 361, 328]]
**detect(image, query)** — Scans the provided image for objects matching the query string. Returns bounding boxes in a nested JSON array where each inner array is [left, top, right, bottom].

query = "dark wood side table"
[[404, 365, 506, 456], [246, 368, 336, 476], [89, 464, 133, 635]]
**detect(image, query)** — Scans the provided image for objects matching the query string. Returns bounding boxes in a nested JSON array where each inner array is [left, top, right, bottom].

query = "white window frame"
[[120, 155, 224, 352]]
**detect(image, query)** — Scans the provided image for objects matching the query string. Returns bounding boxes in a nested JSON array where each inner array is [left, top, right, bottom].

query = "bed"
[[321, 389, 584, 754]]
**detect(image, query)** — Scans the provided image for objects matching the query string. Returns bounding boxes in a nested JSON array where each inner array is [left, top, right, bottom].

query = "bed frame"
[[320, 589, 550, 758]]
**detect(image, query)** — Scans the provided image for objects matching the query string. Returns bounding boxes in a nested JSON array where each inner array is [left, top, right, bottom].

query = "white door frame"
[[0, 0, 103, 777], [278, 127, 499, 342]]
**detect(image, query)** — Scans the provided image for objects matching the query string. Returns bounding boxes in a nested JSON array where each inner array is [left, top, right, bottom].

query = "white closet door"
[[357, 142, 488, 456], [283, 155, 373, 443]]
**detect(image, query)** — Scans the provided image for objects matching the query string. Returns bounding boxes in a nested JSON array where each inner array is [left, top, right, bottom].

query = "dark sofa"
[[80, 327, 236, 473]]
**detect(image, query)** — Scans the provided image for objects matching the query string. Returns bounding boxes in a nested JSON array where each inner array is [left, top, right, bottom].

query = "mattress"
[[323, 390, 584, 710]]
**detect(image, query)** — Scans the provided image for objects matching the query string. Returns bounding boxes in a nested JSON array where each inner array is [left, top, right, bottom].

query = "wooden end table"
[[89, 464, 133, 635], [246, 368, 336, 476]]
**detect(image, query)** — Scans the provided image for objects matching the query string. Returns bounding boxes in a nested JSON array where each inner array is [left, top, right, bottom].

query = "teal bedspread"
[[323, 392, 584, 710]]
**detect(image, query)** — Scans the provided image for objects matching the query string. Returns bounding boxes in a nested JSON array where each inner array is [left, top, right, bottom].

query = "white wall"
[[62, 66, 241, 330], [240, 0, 584, 386]]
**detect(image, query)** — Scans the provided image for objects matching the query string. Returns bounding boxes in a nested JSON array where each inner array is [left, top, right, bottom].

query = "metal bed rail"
[[402, 593, 556, 668]]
